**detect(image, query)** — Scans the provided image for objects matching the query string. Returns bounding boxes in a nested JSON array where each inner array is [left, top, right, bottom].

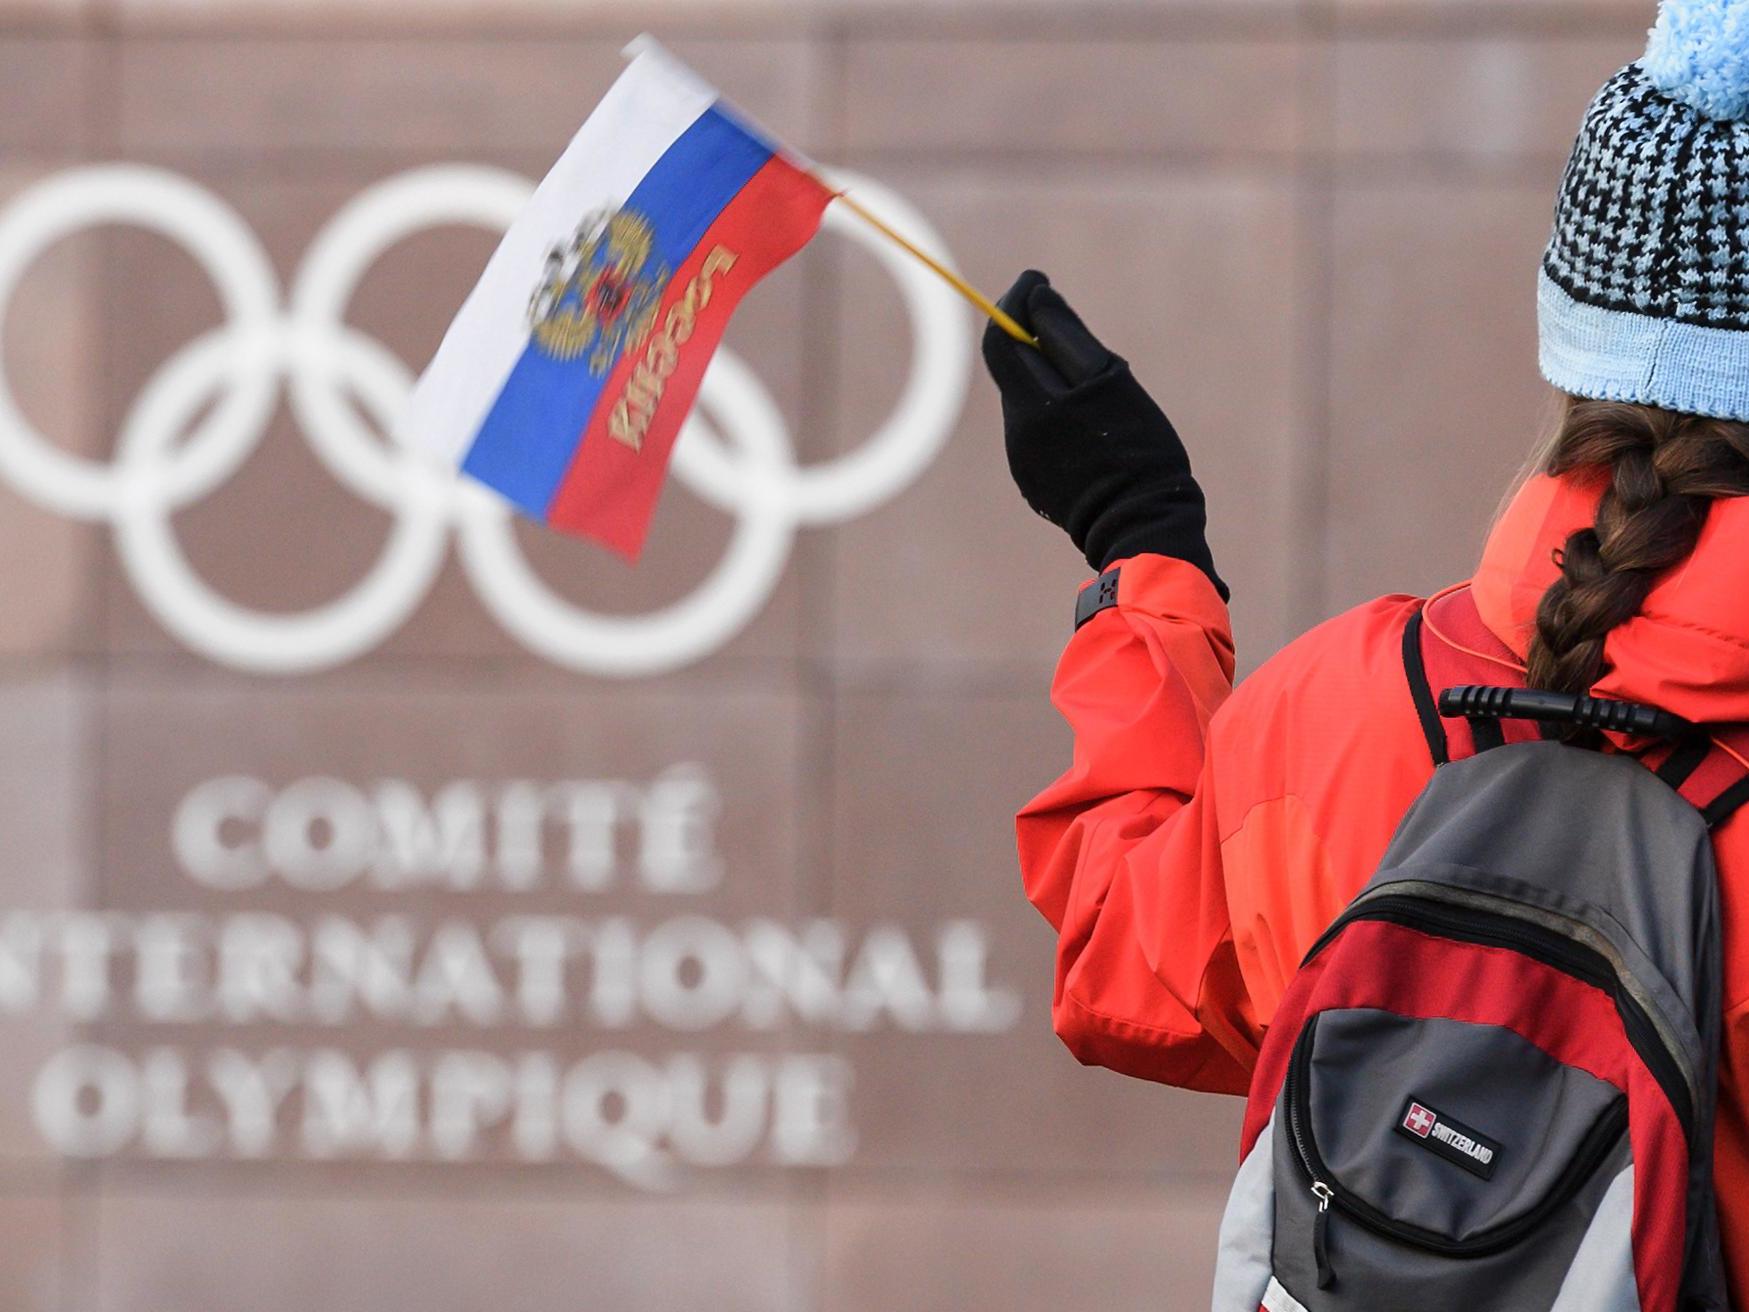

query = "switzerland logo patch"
[[1394, 1096, 1502, 1181]]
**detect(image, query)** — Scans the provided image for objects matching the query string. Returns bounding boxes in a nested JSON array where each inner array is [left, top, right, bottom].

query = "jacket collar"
[[1472, 473, 1749, 724]]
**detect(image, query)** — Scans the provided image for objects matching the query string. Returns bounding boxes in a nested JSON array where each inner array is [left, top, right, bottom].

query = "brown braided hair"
[[1525, 397, 1749, 706]]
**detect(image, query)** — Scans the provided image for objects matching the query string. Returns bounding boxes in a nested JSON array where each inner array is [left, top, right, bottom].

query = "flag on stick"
[[404, 36, 1033, 561], [402, 37, 834, 560]]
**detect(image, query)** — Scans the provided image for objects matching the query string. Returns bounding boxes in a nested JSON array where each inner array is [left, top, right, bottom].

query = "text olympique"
[[6, 767, 1022, 1185]]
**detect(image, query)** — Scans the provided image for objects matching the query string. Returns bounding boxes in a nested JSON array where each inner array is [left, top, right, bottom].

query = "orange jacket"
[[1020, 471, 1749, 1298]]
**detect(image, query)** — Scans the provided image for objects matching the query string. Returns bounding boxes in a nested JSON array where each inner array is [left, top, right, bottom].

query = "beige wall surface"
[[0, 1, 1654, 1308]]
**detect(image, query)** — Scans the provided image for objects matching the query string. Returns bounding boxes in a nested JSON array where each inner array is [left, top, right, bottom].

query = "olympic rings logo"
[[0, 165, 970, 677]]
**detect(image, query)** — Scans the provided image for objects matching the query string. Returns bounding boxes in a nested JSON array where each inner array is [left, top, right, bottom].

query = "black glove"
[[982, 270, 1227, 600]]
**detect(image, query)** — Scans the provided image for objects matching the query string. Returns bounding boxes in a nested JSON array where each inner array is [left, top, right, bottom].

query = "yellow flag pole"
[[828, 189, 1038, 347]]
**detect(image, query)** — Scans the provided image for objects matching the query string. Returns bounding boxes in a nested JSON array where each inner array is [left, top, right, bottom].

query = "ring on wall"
[[0, 164, 972, 677]]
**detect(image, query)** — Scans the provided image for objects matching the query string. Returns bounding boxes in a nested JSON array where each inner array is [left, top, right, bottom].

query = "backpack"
[[1211, 589, 1749, 1312]]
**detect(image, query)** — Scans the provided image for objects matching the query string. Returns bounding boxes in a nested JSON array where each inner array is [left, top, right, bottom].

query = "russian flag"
[[403, 38, 833, 560]]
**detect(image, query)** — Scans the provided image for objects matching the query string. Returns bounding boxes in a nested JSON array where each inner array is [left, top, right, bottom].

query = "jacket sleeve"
[[1017, 553, 1257, 1095]]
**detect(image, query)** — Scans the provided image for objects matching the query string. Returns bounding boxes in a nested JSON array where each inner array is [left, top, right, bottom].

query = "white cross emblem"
[[1403, 1103, 1437, 1138]]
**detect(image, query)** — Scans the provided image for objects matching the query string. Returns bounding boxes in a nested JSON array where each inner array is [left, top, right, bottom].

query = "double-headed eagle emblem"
[[527, 208, 669, 375]]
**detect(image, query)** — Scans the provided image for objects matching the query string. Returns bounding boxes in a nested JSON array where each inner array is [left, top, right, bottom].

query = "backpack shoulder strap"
[[1403, 589, 1548, 766], [1400, 607, 1450, 767], [1401, 588, 1749, 830], [1677, 729, 1749, 830], [1704, 773, 1749, 828]]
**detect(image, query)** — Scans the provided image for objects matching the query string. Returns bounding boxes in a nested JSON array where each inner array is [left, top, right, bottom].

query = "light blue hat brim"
[[1538, 270, 1749, 422]]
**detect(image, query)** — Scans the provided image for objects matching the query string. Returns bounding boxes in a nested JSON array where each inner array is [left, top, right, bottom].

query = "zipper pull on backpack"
[[1312, 1181, 1336, 1289]]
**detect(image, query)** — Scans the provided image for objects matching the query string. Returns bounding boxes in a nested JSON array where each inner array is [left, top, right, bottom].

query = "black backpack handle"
[[1438, 685, 1700, 742]]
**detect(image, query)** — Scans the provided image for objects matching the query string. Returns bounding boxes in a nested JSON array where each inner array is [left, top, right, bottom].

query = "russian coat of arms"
[[527, 207, 670, 375]]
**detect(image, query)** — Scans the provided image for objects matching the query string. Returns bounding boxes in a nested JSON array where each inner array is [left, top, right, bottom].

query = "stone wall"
[[0, 2, 1653, 1307]]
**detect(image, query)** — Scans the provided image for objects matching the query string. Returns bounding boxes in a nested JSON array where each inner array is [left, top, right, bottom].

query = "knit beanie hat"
[[1540, 0, 1749, 422]]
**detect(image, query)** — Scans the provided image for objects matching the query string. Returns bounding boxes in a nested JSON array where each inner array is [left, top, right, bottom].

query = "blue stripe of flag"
[[462, 106, 775, 517]]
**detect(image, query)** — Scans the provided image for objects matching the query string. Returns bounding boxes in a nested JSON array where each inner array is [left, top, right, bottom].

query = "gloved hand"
[[982, 270, 1227, 599]]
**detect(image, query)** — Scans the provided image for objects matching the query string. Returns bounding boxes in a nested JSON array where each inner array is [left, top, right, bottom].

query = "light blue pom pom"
[[1644, 0, 1749, 121]]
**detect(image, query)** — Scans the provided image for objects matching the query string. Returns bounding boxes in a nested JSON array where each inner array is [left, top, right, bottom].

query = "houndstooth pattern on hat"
[[1545, 64, 1749, 330], [1538, 2, 1749, 428]]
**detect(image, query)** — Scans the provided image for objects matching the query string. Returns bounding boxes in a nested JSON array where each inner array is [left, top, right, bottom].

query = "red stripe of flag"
[[547, 155, 833, 559]]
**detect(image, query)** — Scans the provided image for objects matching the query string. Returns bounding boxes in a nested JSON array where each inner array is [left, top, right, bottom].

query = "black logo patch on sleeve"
[[1394, 1098, 1502, 1181]]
